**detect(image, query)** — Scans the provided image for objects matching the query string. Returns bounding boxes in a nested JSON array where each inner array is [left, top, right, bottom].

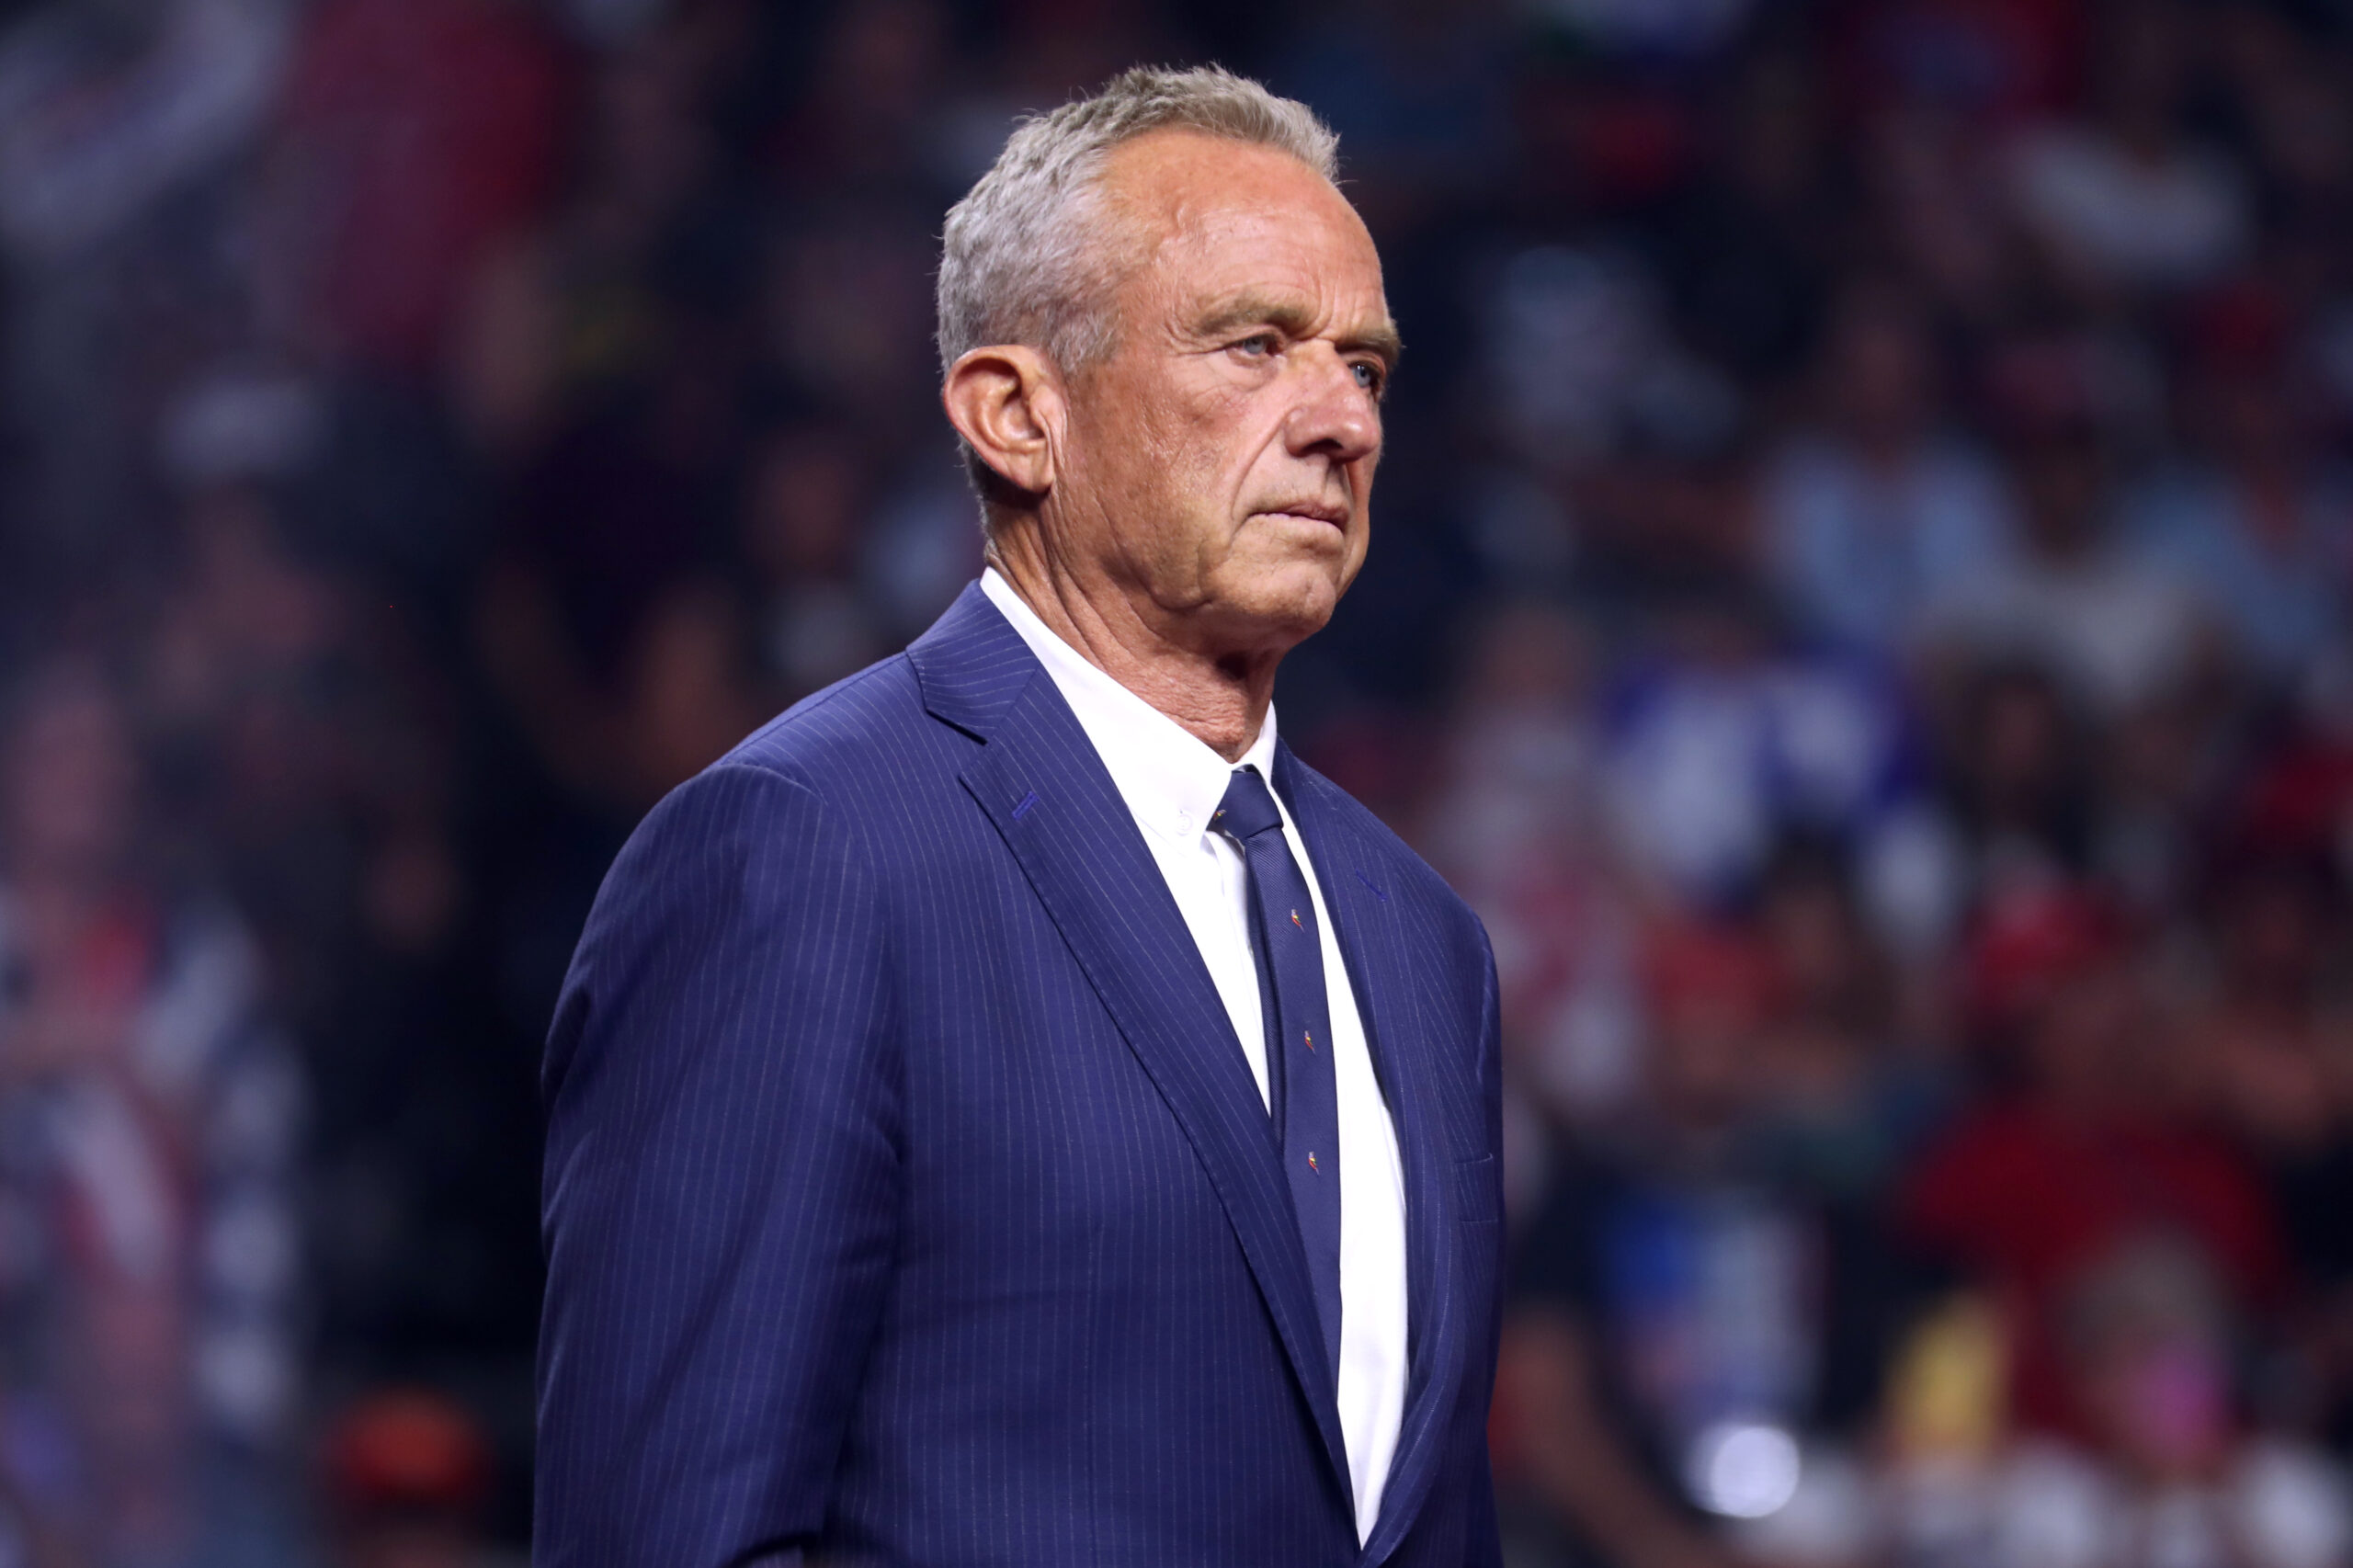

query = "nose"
[[1280, 347, 1381, 467]]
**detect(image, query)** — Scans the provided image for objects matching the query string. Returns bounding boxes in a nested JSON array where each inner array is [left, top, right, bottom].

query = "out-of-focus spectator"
[[2177, 854, 2353, 1434], [1661, 51, 1836, 388], [2006, 2, 2249, 295], [736, 417, 889, 702], [765, 0, 953, 201], [1902, 890, 2287, 1442], [450, 8, 743, 460], [1497, 919, 1902, 1568], [0, 0, 295, 570], [1922, 413, 2211, 722], [0, 0, 288, 265], [458, 7, 777, 824], [477, 540, 762, 817], [140, 486, 371, 1017], [1870, 1247, 2353, 1568], [1475, 244, 1743, 484], [2214, 7, 2350, 223], [2124, 361, 2351, 689], [0, 662, 303, 1566], [1761, 281, 2018, 655], [1855, 89, 2025, 321], [1921, 657, 2094, 913], [2040, 1239, 2351, 1568], [267, 0, 568, 379], [1600, 578, 1916, 909], [2180, 858, 2352, 1254], [1425, 600, 1632, 1136], [1748, 840, 1949, 1207]]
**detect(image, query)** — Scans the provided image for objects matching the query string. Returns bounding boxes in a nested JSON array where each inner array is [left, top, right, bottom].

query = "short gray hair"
[[936, 64, 1339, 380]]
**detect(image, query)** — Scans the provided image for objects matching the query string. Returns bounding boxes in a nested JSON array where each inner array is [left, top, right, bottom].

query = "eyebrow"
[[1193, 293, 1404, 370]]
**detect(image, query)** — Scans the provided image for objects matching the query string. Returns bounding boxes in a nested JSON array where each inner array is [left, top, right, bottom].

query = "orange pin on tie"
[[1290, 908, 1303, 931], [1303, 1030, 1314, 1051], [1307, 1152, 1321, 1174]]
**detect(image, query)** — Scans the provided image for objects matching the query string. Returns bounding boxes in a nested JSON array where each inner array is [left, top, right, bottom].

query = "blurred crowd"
[[3, 0, 2353, 1563]]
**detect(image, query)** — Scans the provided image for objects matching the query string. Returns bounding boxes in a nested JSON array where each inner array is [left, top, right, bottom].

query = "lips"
[[1256, 501, 1348, 527]]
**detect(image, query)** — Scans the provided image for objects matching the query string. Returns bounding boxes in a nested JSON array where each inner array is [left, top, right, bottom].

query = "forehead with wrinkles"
[[1092, 129, 1395, 356]]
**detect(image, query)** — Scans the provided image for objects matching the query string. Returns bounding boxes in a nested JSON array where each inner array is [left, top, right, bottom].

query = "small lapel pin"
[[1307, 1152, 1321, 1175], [1290, 908, 1303, 931]]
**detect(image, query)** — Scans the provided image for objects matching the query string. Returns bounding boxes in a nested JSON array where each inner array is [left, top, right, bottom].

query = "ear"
[[942, 345, 1063, 498]]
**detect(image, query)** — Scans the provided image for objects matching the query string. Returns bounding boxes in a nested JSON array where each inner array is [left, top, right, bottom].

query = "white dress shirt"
[[981, 568, 1409, 1536]]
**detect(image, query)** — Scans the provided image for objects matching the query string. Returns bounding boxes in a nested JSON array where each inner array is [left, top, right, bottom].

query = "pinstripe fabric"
[[537, 582, 1505, 1568]]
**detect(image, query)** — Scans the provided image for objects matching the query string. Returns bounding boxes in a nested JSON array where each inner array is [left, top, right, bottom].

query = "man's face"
[[1047, 131, 1395, 659]]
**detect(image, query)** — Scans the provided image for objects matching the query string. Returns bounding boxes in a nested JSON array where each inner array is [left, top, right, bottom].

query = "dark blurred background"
[[5, 0, 2353, 1563]]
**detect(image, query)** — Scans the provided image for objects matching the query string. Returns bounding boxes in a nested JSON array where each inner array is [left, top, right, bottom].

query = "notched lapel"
[[956, 675, 1357, 1511], [1277, 751, 1471, 1568]]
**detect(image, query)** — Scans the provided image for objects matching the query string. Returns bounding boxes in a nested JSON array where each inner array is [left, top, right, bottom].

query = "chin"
[[1222, 567, 1344, 643]]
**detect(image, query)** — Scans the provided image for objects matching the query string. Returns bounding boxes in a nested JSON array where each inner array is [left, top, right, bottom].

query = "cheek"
[[1177, 385, 1267, 479], [1119, 382, 1232, 489]]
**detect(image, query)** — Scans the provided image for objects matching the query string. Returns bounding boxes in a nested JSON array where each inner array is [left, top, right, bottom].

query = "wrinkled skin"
[[946, 128, 1398, 758]]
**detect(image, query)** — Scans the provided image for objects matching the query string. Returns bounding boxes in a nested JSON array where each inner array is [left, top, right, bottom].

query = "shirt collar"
[[981, 567, 1279, 844]]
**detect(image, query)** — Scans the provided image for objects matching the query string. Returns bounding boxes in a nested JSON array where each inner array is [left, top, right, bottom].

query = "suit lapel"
[[1277, 748, 1469, 1568], [910, 586, 1357, 1510]]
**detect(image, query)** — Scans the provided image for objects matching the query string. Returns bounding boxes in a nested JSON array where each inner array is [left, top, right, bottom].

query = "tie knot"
[[1212, 767, 1286, 842]]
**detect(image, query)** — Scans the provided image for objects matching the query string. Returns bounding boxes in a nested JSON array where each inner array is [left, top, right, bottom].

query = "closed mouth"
[[1256, 502, 1348, 527]]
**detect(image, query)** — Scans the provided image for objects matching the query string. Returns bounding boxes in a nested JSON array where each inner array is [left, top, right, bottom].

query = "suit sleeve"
[[1468, 920, 1506, 1568], [536, 762, 898, 1568]]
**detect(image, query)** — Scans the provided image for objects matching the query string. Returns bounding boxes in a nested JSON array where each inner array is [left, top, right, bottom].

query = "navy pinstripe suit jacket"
[[538, 582, 1506, 1568]]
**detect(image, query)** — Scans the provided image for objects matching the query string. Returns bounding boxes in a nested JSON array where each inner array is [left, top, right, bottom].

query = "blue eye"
[[1352, 361, 1384, 393]]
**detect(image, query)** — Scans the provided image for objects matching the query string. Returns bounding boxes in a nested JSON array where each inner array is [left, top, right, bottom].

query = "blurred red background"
[[4, 0, 2353, 1563]]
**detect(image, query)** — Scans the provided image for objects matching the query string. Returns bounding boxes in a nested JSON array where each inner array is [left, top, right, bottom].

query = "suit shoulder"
[[710, 652, 942, 802], [555, 668, 925, 1056]]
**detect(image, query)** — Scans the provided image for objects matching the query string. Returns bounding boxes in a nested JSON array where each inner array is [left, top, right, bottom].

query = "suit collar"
[[977, 567, 1279, 848], [904, 579, 1040, 742]]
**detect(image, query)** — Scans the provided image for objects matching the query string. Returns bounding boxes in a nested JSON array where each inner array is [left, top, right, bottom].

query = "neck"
[[986, 524, 1279, 763]]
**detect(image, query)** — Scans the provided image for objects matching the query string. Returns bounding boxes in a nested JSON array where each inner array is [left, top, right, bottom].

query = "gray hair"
[[936, 64, 1339, 381]]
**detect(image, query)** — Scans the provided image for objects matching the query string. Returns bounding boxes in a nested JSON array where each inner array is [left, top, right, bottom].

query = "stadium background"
[[4, 0, 2353, 1562]]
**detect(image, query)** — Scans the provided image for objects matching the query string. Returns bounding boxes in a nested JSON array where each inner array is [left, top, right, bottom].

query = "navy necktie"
[[1215, 767, 1343, 1376]]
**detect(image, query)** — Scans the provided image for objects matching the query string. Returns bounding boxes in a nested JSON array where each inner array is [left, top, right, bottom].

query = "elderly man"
[[536, 66, 1504, 1568]]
